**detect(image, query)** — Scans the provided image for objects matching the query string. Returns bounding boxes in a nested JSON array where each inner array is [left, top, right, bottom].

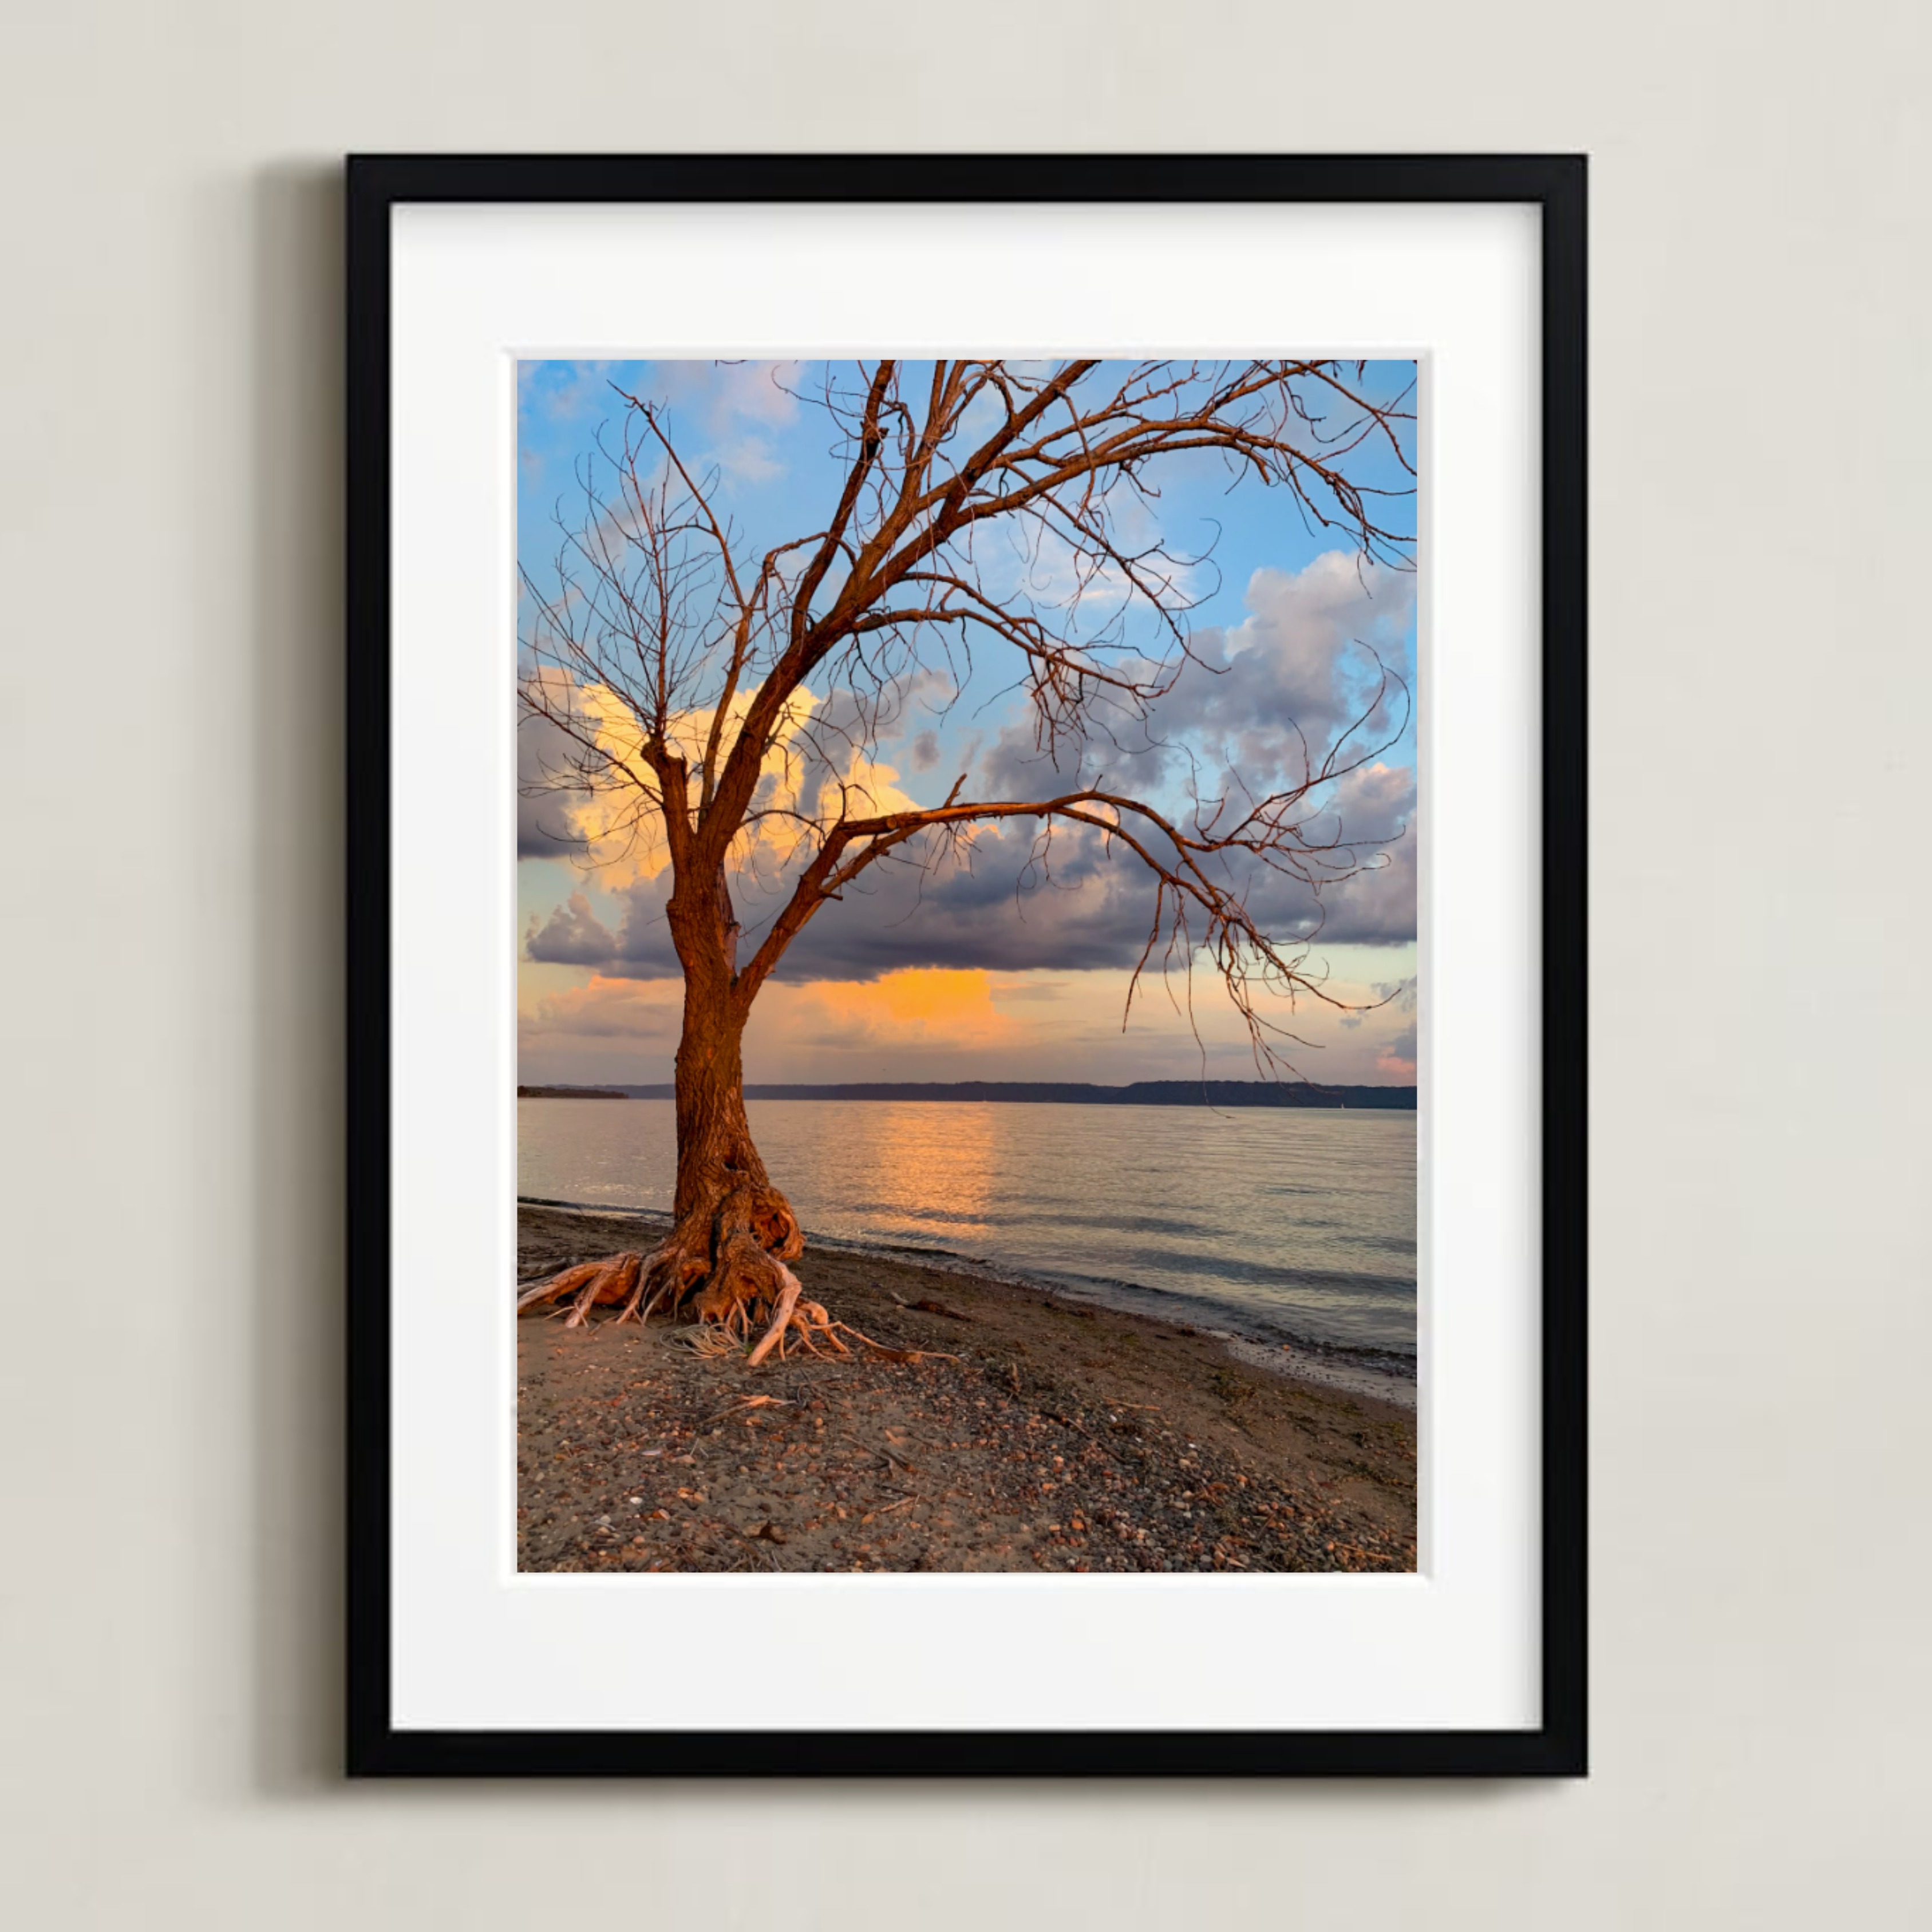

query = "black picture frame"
[[346, 152, 1587, 1779]]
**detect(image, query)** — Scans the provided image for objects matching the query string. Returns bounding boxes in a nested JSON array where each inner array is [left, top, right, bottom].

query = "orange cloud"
[[519, 961, 1423, 1086], [555, 676, 922, 891], [764, 968, 1018, 1053], [523, 967, 1024, 1064]]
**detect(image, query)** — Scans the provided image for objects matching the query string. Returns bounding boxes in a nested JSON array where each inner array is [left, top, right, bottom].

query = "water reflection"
[[519, 1097, 1416, 1355], [817, 1101, 1001, 1243]]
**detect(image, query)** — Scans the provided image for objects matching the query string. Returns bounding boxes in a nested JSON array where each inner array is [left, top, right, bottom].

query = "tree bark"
[[671, 990, 766, 1219], [647, 861, 804, 1326]]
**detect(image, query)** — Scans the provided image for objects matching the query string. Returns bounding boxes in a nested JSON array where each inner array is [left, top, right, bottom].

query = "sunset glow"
[[516, 358, 1419, 1089]]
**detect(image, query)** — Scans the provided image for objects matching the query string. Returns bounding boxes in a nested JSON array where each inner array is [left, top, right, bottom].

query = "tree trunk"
[[671, 989, 769, 1220], [633, 854, 800, 1325], [517, 859, 810, 1344], [517, 874, 953, 1365], [665, 976, 805, 1307]]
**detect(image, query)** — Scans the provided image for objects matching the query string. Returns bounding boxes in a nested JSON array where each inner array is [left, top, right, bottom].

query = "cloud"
[[532, 772, 1414, 987], [761, 969, 1020, 1056], [518, 967, 1017, 1065], [710, 434, 783, 485], [517, 960, 1422, 1087], [647, 360, 803, 486], [672, 359, 803, 432], [1376, 1020, 1418, 1080], [521, 545, 1416, 981], [517, 666, 929, 896], [517, 709, 590, 860], [1284, 765, 1419, 946], [518, 359, 617, 428], [524, 891, 617, 965], [519, 975, 683, 1045], [1136, 552, 1415, 789], [968, 547, 1412, 797]]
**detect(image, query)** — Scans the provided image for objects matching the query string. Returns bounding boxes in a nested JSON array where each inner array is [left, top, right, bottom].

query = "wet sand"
[[517, 1203, 1417, 1575]]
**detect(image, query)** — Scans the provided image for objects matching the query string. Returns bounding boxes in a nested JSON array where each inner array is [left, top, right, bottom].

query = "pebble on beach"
[[516, 1203, 1417, 1576]]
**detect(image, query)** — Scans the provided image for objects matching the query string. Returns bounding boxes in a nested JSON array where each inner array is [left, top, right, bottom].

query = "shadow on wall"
[[237, 161, 346, 1799]]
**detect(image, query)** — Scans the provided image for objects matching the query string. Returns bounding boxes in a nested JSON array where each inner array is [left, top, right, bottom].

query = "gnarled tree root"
[[515, 1251, 641, 1327], [513, 1183, 955, 1366]]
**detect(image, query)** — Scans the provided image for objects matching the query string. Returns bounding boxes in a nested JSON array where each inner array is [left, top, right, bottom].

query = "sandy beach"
[[517, 1202, 1416, 1574]]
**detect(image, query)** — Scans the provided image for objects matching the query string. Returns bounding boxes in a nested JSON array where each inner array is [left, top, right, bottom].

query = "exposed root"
[[745, 1262, 803, 1367], [773, 1301, 851, 1361], [609, 1232, 701, 1327], [565, 1251, 639, 1328], [516, 1253, 640, 1321], [516, 1261, 598, 1314], [828, 1320, 960, 1365], [513, 1179, 942, 1368]]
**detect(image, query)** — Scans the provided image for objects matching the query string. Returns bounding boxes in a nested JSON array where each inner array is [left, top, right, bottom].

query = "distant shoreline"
[[519, 1078, 1417, 1111]]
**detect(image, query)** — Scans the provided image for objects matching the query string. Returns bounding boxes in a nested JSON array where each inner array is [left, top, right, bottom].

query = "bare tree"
[[515, 359, 1414, 1361]]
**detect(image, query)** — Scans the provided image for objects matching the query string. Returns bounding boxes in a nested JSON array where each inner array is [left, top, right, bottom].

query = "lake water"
[[519, 1098, 1415, 1360]]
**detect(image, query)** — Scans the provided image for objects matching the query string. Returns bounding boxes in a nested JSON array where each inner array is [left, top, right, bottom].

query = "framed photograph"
[[347, 153, 1586, 1776]]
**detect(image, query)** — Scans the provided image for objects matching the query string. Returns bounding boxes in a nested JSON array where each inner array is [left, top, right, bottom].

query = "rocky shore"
[[516, 1202, 1417, 1575]]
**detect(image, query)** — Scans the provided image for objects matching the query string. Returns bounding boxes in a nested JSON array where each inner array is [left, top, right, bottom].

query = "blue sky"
[[515, 359, 1419, 1087]]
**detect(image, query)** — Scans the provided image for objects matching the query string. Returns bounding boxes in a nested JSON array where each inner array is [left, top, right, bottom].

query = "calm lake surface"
[[518, 1097, 1416, 1359]]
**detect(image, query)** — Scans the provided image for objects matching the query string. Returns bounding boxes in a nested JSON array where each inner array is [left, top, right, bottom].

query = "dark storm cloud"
[[520, 551, 1417, 981], [529, 764, 1416, 985], [789, 748, 1413, 977], [517, 710, 590, 860]]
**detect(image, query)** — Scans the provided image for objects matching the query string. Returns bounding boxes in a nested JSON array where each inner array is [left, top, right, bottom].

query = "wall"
[[2, 3, 1926, 1924]]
